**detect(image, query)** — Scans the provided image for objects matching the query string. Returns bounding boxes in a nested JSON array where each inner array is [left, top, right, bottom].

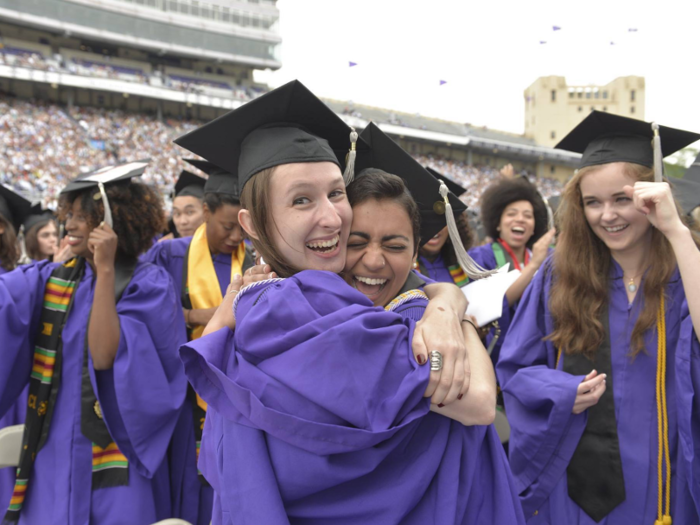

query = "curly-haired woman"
[[0, 163, 188, 525], [497, 112, 700, 524]]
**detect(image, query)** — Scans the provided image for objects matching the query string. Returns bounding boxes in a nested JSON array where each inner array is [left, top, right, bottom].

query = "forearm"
[[505, 262, 538, 306], [186, 307, 217, 327], [424, 282, 467, 318], [669, 227, 700, 339], [88, 269, 120, 370], [431, 324, 496, 425]]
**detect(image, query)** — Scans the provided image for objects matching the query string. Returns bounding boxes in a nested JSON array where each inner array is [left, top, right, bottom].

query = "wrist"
[[665, 223, 691, 246]]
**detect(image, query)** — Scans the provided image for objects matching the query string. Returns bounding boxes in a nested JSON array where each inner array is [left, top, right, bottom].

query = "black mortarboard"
[[184, 159, 239, 198], [174, 80, 365, 190], [355, 122, 467, 246], [425, 167, 468, 197], [23, 204, 56, 233], [60, 160, 149, 228], [173, 169, 206, 199], [685, 152, 700, 183], [61, 160, 149, 194], [671, 176, 700, 216], [0, 185, 32, 233], [555, 111, 700, 169]]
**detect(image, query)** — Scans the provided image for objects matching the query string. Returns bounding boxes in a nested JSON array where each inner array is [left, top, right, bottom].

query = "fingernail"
[[233, 274, 241, 281], [458, 394, 463, 400], [269, 272, 275, 279], [437, 403, 444, 408], [417, 355, 426, 365]]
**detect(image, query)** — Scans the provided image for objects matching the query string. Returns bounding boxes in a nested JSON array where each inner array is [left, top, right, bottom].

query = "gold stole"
[[187, 222, 245, 340]]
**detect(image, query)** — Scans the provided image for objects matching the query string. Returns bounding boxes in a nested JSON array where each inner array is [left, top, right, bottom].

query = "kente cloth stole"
[[450, 242, 508, 287], [182, 223, 248, 480], [5, 258, 134, 523], [562, 305, 626, 522]]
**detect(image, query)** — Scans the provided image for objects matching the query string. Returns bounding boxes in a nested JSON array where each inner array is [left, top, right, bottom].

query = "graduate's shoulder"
[[234, 270, 373, 320], [123, 260, 182, 298], [144, 235, 192, 263]]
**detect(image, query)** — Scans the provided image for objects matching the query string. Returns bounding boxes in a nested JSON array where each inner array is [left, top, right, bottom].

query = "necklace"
[[625, 272, 644, 293]]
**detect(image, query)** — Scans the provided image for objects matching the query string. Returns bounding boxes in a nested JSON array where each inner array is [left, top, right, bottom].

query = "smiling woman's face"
[[343, 198, 416, 307], [498, 200, 535, 249]]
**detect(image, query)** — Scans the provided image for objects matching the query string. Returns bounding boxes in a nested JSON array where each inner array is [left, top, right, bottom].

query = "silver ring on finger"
[[430, 351, 443, 372]]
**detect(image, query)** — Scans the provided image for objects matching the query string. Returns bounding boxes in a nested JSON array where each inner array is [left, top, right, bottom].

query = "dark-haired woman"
[[468, 177, 555, 363], [497, 113, 700, 524], [0, 169, 188, 525], [417, 214, 475, 286], [145, 164, 254, 525], [23, 213, 59, 262]]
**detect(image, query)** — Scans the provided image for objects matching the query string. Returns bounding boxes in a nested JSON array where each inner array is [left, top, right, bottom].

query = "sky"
[[262, 0, 700, 144]]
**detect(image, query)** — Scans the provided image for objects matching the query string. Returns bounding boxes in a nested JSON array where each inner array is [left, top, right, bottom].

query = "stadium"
[[0, 0, 577, 213]]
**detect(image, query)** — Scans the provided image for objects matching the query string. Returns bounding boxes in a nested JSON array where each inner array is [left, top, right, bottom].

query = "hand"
[[413, 304, 470, 406], [243, 264, 277, 287], [530, 228, 556, 267], [500, 163, 515, 179], [158, 233, 174, 243], [624, 181, 687, 239], [572, 370, 607, 415], [202, 274, 243, 336], [52, 237, 73, 263], [88, 223, 118, 274]]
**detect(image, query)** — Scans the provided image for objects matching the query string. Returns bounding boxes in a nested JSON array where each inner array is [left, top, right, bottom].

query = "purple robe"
[[181, 270, 526, 524], [0, 260, 188, 525], [145, 236, 230, 525], [417, 254, 454, 284], [496, 258, 700, 524], [0, 387, 27, 510], [145, 236, 232, 299]]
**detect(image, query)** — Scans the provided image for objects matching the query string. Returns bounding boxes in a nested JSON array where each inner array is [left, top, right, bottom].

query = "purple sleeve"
[[495, 266, 587, 516], [0, 261, 55, 418], [181, 271, 431, 456], [468, 244, 497, 270], [676, 299, 700, 512], [90, 263, 189, 478]]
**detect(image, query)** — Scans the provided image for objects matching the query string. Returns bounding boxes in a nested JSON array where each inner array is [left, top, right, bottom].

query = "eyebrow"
[[582, 191, 627, 200], [348, 232, 410, 243]]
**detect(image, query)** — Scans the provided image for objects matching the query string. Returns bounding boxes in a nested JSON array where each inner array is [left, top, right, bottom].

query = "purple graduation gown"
[[145, 236, 230, 525], [496, 258, 700, 524], [0, 260, 188, 525], [417, 253, 454, 284], [181, 270, 526, 524]]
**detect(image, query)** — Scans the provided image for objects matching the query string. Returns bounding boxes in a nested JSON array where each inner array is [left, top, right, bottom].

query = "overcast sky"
[[263, 0, 700, 141]]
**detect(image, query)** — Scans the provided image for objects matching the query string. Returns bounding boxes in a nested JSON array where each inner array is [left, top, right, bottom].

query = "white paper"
[[462, 265, 521, 327]]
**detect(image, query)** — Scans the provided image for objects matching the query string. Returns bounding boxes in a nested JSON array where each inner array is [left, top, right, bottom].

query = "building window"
[[578, 106, 583, 112], [603, 106, 607, 111], [631, 106, 635, 114], [551, 90, 556, 102], [603, 91, 608, 99], [631, 90, 636, 102], [586, 92, 591, 99], [591, 106, 595, 111], [569, 92, 574, 99], [551, 131, 556, 139], [550, 166, 556, 174], [594, 91, 600, 98], [577, 92, 583, 98]]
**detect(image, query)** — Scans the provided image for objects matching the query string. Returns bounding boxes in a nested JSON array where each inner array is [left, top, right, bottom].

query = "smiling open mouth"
[[604, 224, 629, 233], [352, 275, 388, 297], [306, 235, 340, 254], [511, 227, 525, 235]]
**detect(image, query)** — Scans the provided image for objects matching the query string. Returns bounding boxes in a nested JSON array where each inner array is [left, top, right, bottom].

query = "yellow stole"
[[187, 222, 245, 340]]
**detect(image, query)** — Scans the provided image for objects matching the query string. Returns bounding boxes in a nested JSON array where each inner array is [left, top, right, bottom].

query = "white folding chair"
[[0, 425, 23, 469]]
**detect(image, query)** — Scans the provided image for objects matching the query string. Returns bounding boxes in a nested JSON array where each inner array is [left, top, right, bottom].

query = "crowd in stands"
[[0, 95, 565, 213], [0, 42, 265, 101]]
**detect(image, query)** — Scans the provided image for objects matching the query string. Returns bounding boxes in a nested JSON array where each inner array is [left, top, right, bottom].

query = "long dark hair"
[[25, 218, 57, 261], [0, 216, 19, 271]]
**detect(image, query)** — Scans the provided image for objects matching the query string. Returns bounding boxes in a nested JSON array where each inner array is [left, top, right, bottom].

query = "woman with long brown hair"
[[496, 111, 700, 524]]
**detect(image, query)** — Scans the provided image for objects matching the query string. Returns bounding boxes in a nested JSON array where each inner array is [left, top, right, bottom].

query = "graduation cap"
[[555, 111, 700, 174], [0, 185, 32, 233], [174, 80, 365, 190], [61, 160, 149, 228], [184, 159, 239, 198], [355, 122, 494, 279], [22, 204, 56, 233], [173, 169, 206, 199], [670, 176, 700, 216], [425, 167, 468, 197], [685, 151, 700, 183]]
